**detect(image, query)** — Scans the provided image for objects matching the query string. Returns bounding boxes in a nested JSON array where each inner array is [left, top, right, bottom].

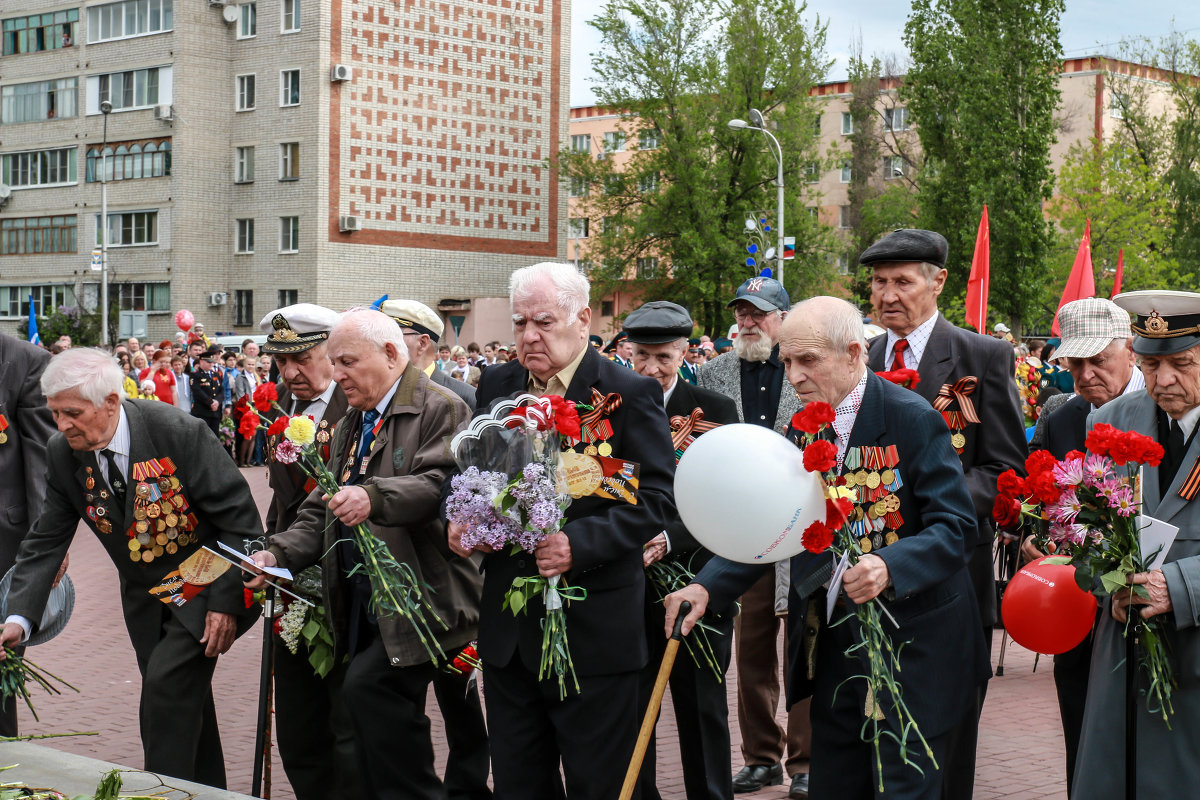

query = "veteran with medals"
[[0, 348, 262, 787], [447, 262, 676, 800]]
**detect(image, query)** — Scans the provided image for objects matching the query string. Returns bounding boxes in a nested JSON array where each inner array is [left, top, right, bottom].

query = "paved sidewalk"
[[16, 466, 1067, 799]]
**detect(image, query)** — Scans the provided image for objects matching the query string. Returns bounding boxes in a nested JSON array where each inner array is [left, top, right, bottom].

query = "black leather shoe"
[[732, 764, 784, 793], [789, 773, 810, 799]]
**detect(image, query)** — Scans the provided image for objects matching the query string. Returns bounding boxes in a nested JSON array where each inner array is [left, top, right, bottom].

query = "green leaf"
[[1040, 555, 1072, 565], [1074, 566, 1094, 593], [1100, 570, 1129, 595]]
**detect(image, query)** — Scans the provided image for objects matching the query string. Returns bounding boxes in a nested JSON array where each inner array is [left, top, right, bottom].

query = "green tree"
[[17, 304, 102, 347], [903, 0, 1064, 334], [564, 0, 835, 335]]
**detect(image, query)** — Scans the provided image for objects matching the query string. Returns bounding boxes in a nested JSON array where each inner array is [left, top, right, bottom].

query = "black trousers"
[[432, 669, 493, 800], [1054, 629, 1093, 798], [485, 657, 642, 800]]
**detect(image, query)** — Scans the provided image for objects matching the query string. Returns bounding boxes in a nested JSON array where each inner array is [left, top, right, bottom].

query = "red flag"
[[964, 205, 990, 334], [1052, 220, 1095, 335], [1111, 248, 1124, 298]]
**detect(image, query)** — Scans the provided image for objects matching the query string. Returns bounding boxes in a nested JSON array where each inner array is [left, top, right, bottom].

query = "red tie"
[[893, 339, 909, 370]]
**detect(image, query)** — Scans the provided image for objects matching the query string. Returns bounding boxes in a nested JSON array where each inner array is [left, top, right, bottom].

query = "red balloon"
[[174, 309, 194, 332], [1001, 557, 1097, 655]]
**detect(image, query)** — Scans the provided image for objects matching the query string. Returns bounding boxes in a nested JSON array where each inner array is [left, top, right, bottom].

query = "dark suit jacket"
[[0, 334, 55, 574], [867, 315, 1027, 626], [431, 366, 477, 411], [191, 368, 221, 418], [1044, 394, 1090, 461], [7, 400, 262, 657], [472, 347, 677, 676], [265, 382, 350, 534], [696, 372, 989, 737]]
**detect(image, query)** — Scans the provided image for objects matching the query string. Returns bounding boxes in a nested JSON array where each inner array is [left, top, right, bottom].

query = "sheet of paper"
[[215, 541, 294, 581], [1139, 515, 1179, 572], [826, 550, 852, 623]]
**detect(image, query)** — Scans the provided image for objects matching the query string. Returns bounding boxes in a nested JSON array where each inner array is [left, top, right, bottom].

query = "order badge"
[[558, 451, 604, 499]]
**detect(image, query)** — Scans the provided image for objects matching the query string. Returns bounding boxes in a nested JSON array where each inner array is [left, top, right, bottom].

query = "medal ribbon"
[[669, 408, 720, 461], [932, 377, 980, 423], [580, 390, 622, 443], [0, 414, 8, 432]]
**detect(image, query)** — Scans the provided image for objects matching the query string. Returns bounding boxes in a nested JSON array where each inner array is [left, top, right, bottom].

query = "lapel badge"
[[392, 446, 405, 470]]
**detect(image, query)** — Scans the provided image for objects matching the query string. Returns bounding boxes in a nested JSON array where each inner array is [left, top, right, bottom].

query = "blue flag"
[[27, 294, 39, 345]]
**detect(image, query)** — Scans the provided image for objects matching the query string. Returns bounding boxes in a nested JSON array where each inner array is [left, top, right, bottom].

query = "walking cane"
[[251, 586, 277, 798], [618, 601, 692, 800]]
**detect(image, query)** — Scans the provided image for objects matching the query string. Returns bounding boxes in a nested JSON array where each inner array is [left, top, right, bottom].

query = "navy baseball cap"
[[727, 276, 790, 313]]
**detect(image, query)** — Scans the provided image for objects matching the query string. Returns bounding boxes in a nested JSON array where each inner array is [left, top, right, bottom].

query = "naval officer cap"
[[624, 301, 694, 345], [258, 303, 340, 355], [1114, 290, 1200, 356], [859, 229, 949, 269], [380, 299, 444, 342]]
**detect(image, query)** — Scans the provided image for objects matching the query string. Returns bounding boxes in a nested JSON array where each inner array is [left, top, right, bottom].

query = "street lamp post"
[[728, 109, 785, 288], [99, 100, 112, 348]]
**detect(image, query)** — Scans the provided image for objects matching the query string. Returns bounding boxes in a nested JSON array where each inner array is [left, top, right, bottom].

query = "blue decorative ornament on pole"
[[744, 214, 776, 275]]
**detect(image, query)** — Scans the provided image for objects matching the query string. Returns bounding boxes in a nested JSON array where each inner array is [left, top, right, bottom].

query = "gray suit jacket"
[[431, 366, 477, 411], [0, 334, 55, 573], [1073, 390, 1200, 797]]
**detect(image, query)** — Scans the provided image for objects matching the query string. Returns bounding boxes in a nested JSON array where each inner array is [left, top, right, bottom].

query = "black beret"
[[859, 229, 949, 269], [624, 301, 694, 345]]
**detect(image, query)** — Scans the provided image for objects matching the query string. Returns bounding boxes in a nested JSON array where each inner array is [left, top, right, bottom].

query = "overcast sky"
[[570, 1, 1200, 106]]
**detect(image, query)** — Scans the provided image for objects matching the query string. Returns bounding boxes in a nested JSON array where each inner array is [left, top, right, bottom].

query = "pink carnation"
[[275, 439, 302, 464]]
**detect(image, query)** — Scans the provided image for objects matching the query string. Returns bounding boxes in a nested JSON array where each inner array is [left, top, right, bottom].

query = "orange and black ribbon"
[[933, 377, 980, 424], [1179, 457, 1200, 501], [670, 408, 721, 463], [580, 390, 622, 443]]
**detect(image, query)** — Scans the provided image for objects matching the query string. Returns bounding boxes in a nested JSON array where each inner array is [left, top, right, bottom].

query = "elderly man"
[[666, 296, 989, 800], [699, 276, 809, 797], [448, 262, 675, 800], [382, 299, 476, 412], [625, 301, 738, 800], [862, 229, 1026, 799], [250, 309, 480, 800], [1069, 290, 1200, 798], [255, 303, 358, 800], [0, 348, 262, 786]]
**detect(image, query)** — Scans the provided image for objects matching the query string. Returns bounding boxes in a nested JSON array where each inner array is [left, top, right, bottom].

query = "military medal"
[[597, 442, 613, 457], [557, 451, 605, 498], [951, 432, 966, 450], [584, 445, 598, 456], [0, 413, 8, 444]]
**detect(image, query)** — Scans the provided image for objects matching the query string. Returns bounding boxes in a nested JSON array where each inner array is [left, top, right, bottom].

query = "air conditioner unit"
[[330, 64, 353, 82], [154, 104, 174, 121], [208, 0, 227, 6], [339, 215, 362, 232], [208, 292, 229, 306]]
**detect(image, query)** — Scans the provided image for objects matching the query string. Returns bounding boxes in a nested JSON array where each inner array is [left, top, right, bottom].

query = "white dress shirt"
[[884, 312, 940, 370], [292, 381, 337, 422]]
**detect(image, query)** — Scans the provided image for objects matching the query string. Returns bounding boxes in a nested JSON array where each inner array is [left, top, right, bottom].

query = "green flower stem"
[[0, 648, 79, 723], [539, 574, 580, 699], [646, 559, 724, 682]]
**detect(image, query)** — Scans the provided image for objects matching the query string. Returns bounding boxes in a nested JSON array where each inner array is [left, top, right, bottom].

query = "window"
[[88, 67, 170, 113], [279, 142, 299, 180], [235, 290, 254, 326], [281, 0, 300, 32], [2, 78, 78, 124], [568, 177, 588, 198], [87, 0, 172, 43], [85, 139, 170, 182], [603, 131, 625, 153], [884, 107, 909, 132], [236, 74, 256, 111], [569, 218, 589, 238], [812, 114, 822, 135], [235, 146, 255, 183], [841, 112, 854, 135], [576, 260, 592, 275], [836, 254, 850, 275], [0, 216, 76, 256], [807, 206, 819, 218], [3, 9, 79, 54], [117, 281, 170, 311], [838, 206, 850, 229], [1110, 91, 1130, 120], [639, 128, 660, 150], [237, 3, 256, 38], [804, 161, 819, 183], [882, 156, 907, 180], [280, 70, 301, 107], [570, 134, 590, 154], [839, 161, 852, 183], [236, 219, 254, 253], [1, 284, 75, 317], [2, 148, 77, 188], [96, 211, 158, 246], [599, 300, 614, 318], [637, 172, 660, 193], [280, 216, 299, 252], [278, 289, 298, 306], [636, 257, 659, 278]]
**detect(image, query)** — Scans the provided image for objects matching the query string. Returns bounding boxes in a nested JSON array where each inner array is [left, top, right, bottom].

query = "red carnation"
[[548, 395, 582, 440], [824, 496, 854, 528], [801, 520, 834, 553], [1024, 449, 1057, 479], [1023, 470, 1062, 505], [996, 469, 1025, 499], [875, 368, 921, 389], [239, 411, 261, 438], [253, 382, 278, 413], [792, 402, 836, 435], [802, 439, 838, 474], [992, 494, 1021, 531], [1107, 429, 1164, 467], [1085, 423, 1118, 458], [267, 414, 290, 436]]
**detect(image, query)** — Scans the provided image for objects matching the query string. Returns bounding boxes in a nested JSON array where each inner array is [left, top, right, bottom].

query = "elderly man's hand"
[[51, 554, 70, 588], [243, 550, 276, 590], [843, 554, 891, 605], [0, 623, 24, 659], [1113, 570, 1172, 623], [1020, 536, 1050, 564], [664, 584, 709, 637], [325, 486, 371, 527], [200, 611, 237, 658], [534, 532, 572, 578], [643, 533, 668, 567], [448, 521, 493, 558]]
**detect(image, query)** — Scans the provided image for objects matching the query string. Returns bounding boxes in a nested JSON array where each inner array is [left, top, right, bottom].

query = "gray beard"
[[734, 334, 774, 363]]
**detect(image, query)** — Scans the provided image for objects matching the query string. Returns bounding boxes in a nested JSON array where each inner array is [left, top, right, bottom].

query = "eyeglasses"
[[733, 306, 772, 322]]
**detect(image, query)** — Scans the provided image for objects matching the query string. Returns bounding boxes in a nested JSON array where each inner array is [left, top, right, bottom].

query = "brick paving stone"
[[15, 466, 1068, 799]]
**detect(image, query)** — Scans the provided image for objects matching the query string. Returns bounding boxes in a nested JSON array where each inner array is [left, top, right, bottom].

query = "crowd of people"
[[0, 229, 1193, 800]]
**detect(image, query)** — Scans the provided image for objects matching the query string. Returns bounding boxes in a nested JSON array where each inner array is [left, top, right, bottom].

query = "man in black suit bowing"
[[862, 229, 1026, 799], [665, 296, 989, 800], [625, 301, 739, 800], [0, 348, 262, 787], [448, 262, 676, 800]]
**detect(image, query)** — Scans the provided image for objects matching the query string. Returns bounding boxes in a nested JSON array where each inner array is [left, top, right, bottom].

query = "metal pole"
[[1126, 621, 1138, 800], [252, 586, 277, 798], [772, 133, 785, 289], [100, 107, 110, 348]]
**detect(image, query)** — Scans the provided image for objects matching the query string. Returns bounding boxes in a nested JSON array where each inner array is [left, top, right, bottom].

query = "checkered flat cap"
[[1053, 298, 1132, 360]]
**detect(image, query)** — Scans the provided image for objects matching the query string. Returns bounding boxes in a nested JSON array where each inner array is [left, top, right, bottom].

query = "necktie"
[[291, 397, 311, 417], [892, 338, 909, 370], [1161, 419, 1185, 499], [102, 448, 126, 504], [358, 409, 380, 463]]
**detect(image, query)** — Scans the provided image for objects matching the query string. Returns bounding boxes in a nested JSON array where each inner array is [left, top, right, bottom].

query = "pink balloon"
[[1001, 557, 1097, 655], [174, 309, 195, 331]]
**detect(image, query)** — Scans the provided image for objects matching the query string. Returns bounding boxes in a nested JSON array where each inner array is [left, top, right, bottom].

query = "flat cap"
[[258, 303, 340, 355], [727, 276, 790, 313], [624, 301, 694, 345], [1053, 298, 1131, 360], [380, 299, 444, 342], [1114, 290, 1200, 356], [859, 229, 949, 269]]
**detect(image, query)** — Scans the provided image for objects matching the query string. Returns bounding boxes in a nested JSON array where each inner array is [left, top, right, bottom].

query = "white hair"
[[792, 297, 868, 353], [41, 348, 125, 406], [510, 262, 591, 320], [332, 308, 409, 358]]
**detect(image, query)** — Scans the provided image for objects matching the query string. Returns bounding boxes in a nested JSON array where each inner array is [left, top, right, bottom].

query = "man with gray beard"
[[697, 277, 810, 799]]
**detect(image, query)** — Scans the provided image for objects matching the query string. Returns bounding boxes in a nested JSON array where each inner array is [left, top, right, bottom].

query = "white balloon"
[[675, 423, 826, 564]]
